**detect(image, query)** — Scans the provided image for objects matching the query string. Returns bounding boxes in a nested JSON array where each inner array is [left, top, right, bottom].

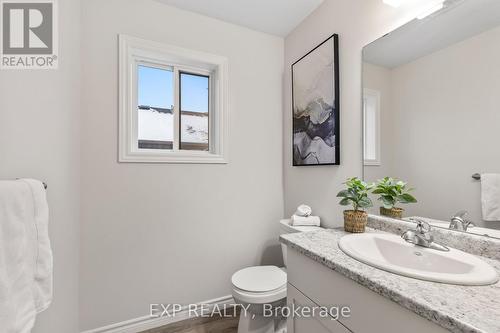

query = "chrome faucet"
[[401, 219, 449, 251], [449, 210, 475, 232], [402, 219, 433, 247]]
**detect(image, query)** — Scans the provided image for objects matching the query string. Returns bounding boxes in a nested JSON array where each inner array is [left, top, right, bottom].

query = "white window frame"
[[119, 35, 229, 163], [363, 88, 381, 166]]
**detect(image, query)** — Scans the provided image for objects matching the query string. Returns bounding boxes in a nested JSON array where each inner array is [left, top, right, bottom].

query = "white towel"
[[291, 214, 321, 227], [20, 179, 53, 312], [481, 174, 500, 221], [0, 179, 52, 333]]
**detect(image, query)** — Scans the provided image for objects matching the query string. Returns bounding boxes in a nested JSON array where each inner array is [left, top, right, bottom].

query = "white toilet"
[[231, 219, 323, 333]]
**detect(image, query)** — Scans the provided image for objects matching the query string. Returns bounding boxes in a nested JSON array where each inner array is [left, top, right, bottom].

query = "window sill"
[[119, 150, 228, 164]]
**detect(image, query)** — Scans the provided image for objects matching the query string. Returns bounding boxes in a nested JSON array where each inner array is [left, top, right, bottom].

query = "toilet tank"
[[279, 219, 323, 267]]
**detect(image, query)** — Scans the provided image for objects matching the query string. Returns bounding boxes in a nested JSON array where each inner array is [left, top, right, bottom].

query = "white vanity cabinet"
[[286, 248, 449, 333], [287, 283, 350, 333]]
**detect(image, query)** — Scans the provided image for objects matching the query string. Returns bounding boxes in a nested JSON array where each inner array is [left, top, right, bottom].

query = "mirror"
[[362, 0, 500, 239]]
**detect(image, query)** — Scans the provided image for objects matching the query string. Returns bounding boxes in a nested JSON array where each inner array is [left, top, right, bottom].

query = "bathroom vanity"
[[281, 1, 500, 331], [280, 227, 500, 333]]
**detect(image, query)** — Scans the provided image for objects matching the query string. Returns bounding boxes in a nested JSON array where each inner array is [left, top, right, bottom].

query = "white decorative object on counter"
[[294, 204, 312, 217]]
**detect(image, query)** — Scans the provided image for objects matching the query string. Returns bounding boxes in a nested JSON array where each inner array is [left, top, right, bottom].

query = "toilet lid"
[[231, 266, 286, 292]]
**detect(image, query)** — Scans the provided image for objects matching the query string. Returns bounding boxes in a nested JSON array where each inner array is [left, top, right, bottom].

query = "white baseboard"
[[81, 295, 235, 333]]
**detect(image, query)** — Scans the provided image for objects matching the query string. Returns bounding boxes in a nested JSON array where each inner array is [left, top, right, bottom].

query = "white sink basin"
[[339, 233, 499, 286]]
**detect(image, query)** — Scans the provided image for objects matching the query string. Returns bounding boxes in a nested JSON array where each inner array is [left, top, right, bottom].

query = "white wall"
[[283, 0, 430, 227], [388, 25, 500, 226], [0, 0, 81, 332], [80, 0, 284, 330]]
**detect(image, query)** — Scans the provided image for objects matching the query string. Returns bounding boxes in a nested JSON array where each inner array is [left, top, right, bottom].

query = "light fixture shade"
[[417, 0, 445, 19], [383, 0, 402, 8]]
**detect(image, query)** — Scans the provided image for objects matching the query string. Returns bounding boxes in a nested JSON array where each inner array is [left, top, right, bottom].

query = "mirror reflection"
[[362, 0, 500, 239]]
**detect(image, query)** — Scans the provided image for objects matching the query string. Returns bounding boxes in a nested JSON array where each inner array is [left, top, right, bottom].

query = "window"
[[179, 72, 209, 151], [119, 35, 228, 163], [137, 65, 174, 150], [363, 89, 381, 166]]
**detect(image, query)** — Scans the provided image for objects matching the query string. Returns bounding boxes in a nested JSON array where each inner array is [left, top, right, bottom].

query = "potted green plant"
[[372, 177, 417, 219], [337, 177, 374, 233]]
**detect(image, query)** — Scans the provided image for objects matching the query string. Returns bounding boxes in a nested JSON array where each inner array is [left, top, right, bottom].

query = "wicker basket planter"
[[380, 207, 404, 219], [343, 210, 368, 233]]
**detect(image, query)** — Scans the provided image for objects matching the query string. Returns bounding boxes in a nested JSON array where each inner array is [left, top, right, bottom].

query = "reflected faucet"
[[449, 210, 475, 232], [401, 219, 449, 251]]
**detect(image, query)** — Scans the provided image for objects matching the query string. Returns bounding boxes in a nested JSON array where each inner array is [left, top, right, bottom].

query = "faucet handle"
[[415, 220, 431, 234], [452, 210, 469, 219]]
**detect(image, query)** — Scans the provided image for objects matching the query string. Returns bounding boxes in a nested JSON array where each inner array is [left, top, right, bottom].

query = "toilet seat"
[[231, 266, 287, 304], [232, 284, 286, 304]]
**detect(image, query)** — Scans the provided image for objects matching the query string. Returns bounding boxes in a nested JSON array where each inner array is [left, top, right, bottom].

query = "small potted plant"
[[372, 177, 417, 219], [337, 177, 374, 233]]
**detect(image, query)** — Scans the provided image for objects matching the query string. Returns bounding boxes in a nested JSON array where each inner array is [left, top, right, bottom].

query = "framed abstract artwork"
[[292, 34, 340, 166]]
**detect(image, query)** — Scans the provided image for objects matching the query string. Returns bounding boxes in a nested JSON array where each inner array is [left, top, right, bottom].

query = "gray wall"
[[283, 0, 426, 227], [0, 0, 81, 332], [80, 0, 284, 330]]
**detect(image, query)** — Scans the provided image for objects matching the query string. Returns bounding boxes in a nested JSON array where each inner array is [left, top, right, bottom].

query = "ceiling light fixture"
[[383, 0, 402, 8], [417, 0, 445, 19]]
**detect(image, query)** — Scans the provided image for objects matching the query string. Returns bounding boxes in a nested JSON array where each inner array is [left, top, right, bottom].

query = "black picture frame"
[[291, 34, 340, 166]]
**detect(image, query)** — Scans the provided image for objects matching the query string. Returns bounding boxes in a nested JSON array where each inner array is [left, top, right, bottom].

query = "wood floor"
[[141, 311, 239, 333]]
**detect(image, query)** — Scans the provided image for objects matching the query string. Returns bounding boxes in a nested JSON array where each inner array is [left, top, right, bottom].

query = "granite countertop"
[[280, 228, 500, 333]]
